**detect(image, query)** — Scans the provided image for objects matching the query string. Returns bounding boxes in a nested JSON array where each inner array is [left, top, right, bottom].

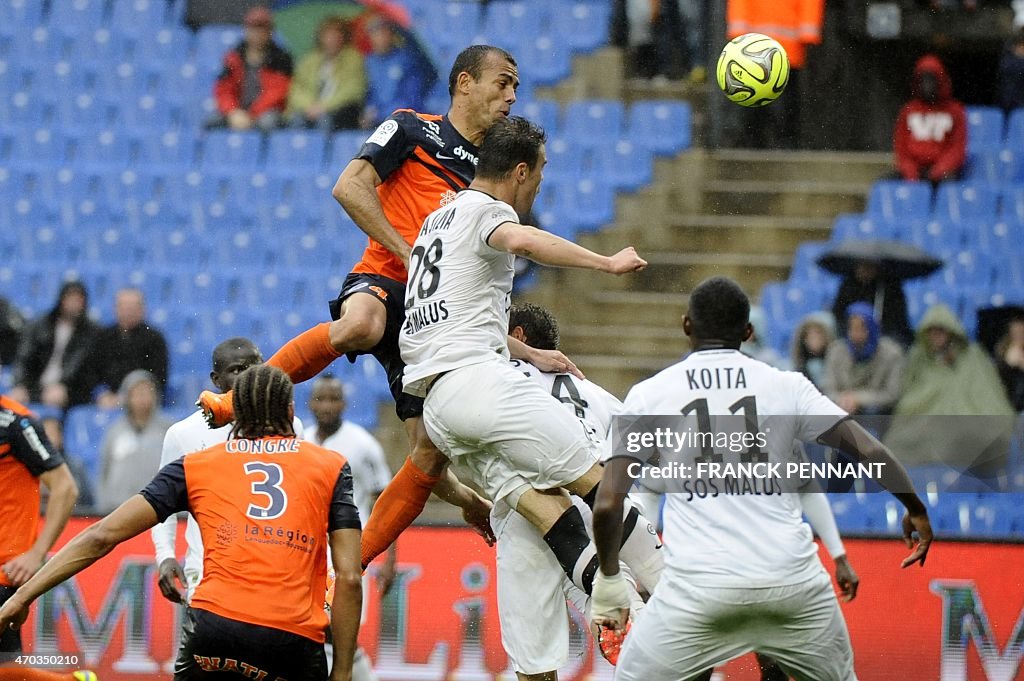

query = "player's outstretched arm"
[[818, 420, 933, 567], [333, 159, 412, 268], [488, 223, 646, 274], [0, 496, 159, 632], [328, 528, 363, 681]]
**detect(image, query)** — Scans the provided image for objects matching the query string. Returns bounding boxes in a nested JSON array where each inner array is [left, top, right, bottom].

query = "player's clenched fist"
[[603, 247, 647, 275]]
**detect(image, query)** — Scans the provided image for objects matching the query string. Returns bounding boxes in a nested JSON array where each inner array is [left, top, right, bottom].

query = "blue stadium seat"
[[789, 241, 832, 283], [543, 136, 585, 182], [0, 90, 55, 127], [73, 127, 136, 168], [564, 100, 625, 148], [936, 248, 995, 288], [10, 127, 71, 165], [590, 139, 653, 192], [1000, 184, 1024, 224], [11, 27, 69, 61], [110, 0, 169, 30], [0, 0, 45, 28], [194, 24, 243, 71], [133, 26, 194, 63], [760, 282, 820, 325], [79, 228, 145, 265], [49, 0, 109, 32], [965, 106, 1003, 152], [865, 181, 932, 222], [628, 100, 691, 157], [134, 129, 197, 170], [572, 177, 616, 232], [829, 213, 898, 242], [54, 93, 118, 129], [199, 130, 264, 170], [518, 100, 560, 136], [933, 181, 998, 223], [64, 405, 120, 482], [66, 28, 132, 64], [118, 92, 186, 130], [482, 2, 544, 45], [93, 61, 152, 97], [420, 3, 483, 48], [0, 58, 33, 92], [534, 177, 575, 240], [550, 0, 610, 53], [325, 131, 367, 172], [266, 130, 328, 171], [1006, 108, 1024, 150], [521, 35, 572, 86], [905, 277, 961, 328], [907, 219, 967, 253]]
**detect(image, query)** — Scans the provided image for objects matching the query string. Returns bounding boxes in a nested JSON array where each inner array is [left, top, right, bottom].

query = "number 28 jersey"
[[400, 189, 518, 397]]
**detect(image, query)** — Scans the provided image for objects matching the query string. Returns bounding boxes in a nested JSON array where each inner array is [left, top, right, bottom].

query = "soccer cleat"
[[596, 619, 631, 666], [197, 390, 234, 428], [73, 672, 99, 681]]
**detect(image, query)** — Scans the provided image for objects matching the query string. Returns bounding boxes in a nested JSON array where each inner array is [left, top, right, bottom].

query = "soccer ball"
[[716, 33, 790, 107]]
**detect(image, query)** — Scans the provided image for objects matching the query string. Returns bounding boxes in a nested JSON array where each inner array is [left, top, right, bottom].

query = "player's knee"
[[329, 312, 384, 352]]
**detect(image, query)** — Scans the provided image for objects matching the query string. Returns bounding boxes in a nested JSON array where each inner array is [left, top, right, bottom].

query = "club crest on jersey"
[[440, 190, 458, 206]]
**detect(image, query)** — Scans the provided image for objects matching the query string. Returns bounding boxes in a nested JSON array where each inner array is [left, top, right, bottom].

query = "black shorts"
[[0, 585, 21, 659], [329, 272, 425, 421], [174, 607, 327, 681]]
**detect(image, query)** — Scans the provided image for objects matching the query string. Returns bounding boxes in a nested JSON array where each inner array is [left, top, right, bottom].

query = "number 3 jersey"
[[400, 189, 519, 397], [140, 436, 361, 642], [619, 349, 847, 589]]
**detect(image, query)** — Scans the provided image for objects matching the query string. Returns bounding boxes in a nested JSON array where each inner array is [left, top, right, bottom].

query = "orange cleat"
[[197, 390, 234, 428], [596, 619, 631, 666]]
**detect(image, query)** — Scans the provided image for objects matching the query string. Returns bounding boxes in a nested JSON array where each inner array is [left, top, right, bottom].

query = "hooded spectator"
[[823, 302, 905, 415], [209, 6, 293, 132], [288, 15, 367, 130], [884, 304, 1015, 475], [893, 54, 967, 184], [790, 311, 836, 389], [11, 281, 99, 408]]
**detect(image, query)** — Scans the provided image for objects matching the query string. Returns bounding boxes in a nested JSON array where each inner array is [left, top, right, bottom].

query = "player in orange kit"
[[0, 366, 363, 681]]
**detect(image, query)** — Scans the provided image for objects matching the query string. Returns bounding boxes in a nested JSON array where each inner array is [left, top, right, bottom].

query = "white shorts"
[[492, 495, 593, 675], [617, 570, 857, 681], [423, 358, 597, 505]]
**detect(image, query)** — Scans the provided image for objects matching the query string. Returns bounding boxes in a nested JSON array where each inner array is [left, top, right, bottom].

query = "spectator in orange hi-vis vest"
[[726, 0, 824, 71], [0, 366, 363, 681], [726, 0, 824, 149]]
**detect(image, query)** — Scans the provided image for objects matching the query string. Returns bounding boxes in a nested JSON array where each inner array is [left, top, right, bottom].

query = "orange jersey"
[[0, 396, 63, 586], [140, 436, 360, 642], [352, 110, 479, 282]]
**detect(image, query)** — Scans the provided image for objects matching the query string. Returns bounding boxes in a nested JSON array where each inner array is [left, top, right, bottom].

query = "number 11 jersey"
[[400, 189, 519, 397]]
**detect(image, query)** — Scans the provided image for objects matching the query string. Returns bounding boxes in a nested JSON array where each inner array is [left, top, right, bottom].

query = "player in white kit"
[[589, 277, 934, 681], [398, 116, 660, 664]]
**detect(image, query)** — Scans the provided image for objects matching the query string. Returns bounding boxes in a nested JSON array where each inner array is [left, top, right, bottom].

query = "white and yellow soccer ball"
[[716, 33, 790, 107]]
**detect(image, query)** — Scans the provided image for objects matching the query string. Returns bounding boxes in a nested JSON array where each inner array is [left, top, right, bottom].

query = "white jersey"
[[621, 349, 846, 589], [509, 359, 623, 454], [150, 410, 304, 600], [306, 421, 391, 523], [400, 189, 518, 396]]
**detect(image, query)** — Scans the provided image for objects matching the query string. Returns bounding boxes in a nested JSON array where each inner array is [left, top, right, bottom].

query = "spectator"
[[92, 288, 169, 409], [998, 30, 1024, 112], [741, 306, 786, 368], [95, 371, 172, 514], [893, 54, 967, 184], [790, 311, 837, 389], [361, 15, 429, 129], [884, 304, 1015, 475], [209, 6, 293, 132], [823, 302, 905, 415], [994, 315, 1024, 412], [288, 16, 367, 131], [0, 296, 25, 367], [831, 261, 913, 346], [11, 281, 100, 409], [37, 409, 96, 514], [611, 0, 689, 81]]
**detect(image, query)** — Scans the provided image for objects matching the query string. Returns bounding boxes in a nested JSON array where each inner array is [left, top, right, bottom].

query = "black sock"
[[542, 505, 600, 594]]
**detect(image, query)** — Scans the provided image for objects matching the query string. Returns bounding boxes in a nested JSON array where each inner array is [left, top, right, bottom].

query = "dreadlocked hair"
[[230, 365, 296, 440]]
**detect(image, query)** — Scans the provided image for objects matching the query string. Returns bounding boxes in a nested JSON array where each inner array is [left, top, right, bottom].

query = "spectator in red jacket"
[[893, 55, 966, 184], [208, 6, 293, 132]]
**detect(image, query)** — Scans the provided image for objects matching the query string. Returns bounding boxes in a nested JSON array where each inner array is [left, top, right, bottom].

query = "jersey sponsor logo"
[[369, 285, 389, 301], [453, 145, 478, 165], [215, 521, 238, 546], [435, 152, 455, 161], [20, 418, 50, 460], [367, 119, 399, 147]]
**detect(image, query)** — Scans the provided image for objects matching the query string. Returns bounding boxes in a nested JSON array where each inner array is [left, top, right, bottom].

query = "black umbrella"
[[976, 304, 1024, 355], [816, 240, 944, 280]]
